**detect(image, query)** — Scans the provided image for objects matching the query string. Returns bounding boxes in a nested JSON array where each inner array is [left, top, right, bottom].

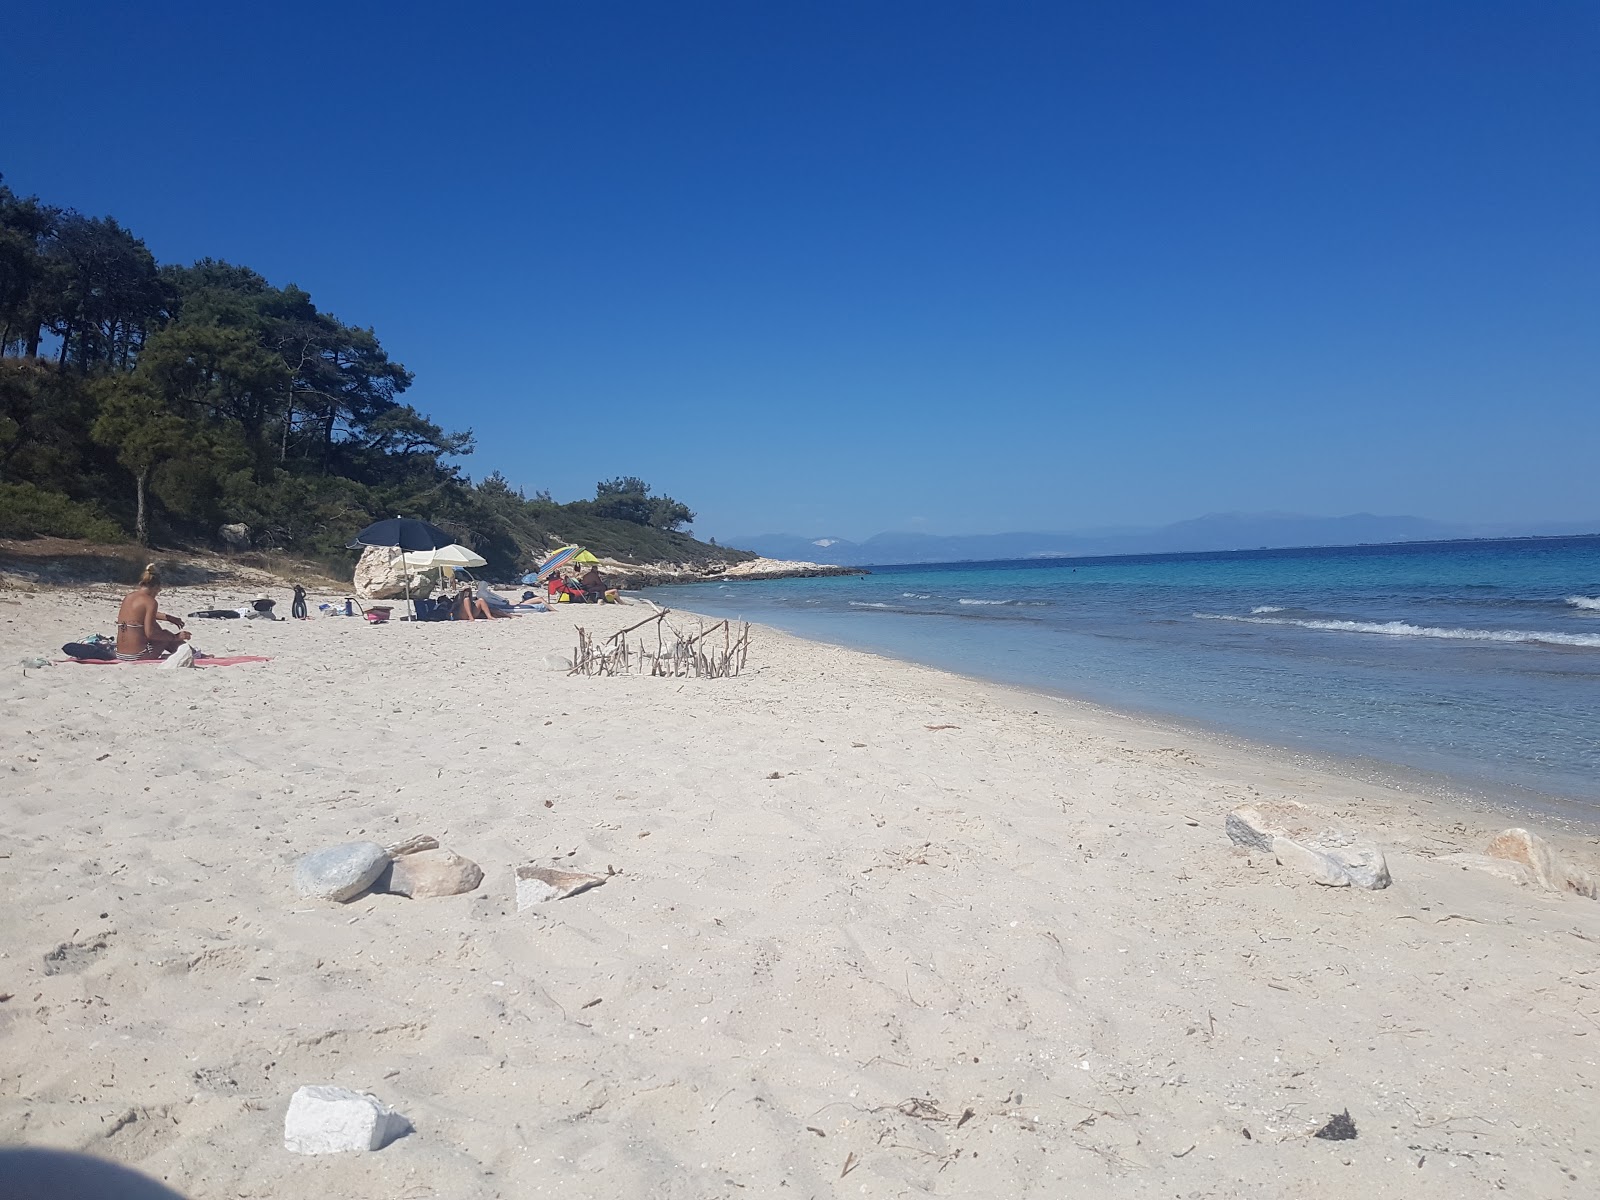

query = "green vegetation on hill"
[[0, 175, 752, 576]]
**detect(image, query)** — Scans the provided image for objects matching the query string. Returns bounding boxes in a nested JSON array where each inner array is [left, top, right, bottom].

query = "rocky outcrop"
[[607, 556, 867, 587], [352, 545, 438, 601], [1226, 800, 1392, 889]]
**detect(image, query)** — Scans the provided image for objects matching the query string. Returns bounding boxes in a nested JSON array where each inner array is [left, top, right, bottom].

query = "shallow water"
[[646, 536, 1600, 811]]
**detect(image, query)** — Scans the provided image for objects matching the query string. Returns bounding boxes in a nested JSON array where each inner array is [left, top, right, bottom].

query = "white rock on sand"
[[2, 583, 1598, 1198], [1225, 800, 1392, 889], [283, 1085, 410, 1154]]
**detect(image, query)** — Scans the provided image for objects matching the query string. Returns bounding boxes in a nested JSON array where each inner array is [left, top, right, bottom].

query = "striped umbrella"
[[524, 545, 584, 583]]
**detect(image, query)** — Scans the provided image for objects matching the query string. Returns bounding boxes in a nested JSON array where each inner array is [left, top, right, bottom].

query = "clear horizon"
[[6, 2, 1595, 544]]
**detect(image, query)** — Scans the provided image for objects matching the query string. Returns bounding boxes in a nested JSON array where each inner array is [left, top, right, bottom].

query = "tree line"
[[0, 174, 732, 574]]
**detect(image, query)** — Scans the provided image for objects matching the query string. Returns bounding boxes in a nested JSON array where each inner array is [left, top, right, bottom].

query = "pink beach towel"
[[63, 655, 272, 667]]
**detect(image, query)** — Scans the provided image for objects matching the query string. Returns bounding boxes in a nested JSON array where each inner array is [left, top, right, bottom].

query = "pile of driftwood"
[[570, 606, 751, 678]]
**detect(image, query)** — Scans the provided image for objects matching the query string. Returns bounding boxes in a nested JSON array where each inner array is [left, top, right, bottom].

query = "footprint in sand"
[[42, 937, 110, 976]]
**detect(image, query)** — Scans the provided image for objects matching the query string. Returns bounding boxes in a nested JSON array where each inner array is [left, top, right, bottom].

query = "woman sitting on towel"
[[115, 564, 192, 661]]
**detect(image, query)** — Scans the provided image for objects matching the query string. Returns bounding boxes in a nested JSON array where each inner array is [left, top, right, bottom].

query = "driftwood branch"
[[570, 618, 752, 678]]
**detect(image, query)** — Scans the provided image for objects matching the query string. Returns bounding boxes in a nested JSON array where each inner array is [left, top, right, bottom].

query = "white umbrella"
[[401, 543, 487, 570]]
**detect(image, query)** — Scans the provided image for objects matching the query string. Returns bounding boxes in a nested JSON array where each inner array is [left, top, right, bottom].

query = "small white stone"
[[284, 1084, 410, 1154]]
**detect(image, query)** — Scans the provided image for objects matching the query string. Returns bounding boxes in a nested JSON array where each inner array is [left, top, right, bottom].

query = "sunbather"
[[452, 588, 511, 620], [115, 564, 193, 661]]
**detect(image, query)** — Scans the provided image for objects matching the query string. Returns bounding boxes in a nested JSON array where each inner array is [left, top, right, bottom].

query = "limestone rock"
[[293, 841, 390, 902], [284, 1085, 410, 1154], [1437, 852, 1538, 887], [380, 848, 483, 899], [352, 545, 437, 602], [1486, 828, 1597, 899], [1226, 801, 1318, 851], [219, 522, 251, 549], [515, 864, 606, 910], [1228, 802, 1391, 890]]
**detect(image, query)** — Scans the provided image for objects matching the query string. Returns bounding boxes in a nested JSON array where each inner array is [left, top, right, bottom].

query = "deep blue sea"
[[645, 537, 1600, 815]]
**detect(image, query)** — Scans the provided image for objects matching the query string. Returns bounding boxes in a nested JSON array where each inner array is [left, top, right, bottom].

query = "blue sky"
[[6, 2, 1595, 542]]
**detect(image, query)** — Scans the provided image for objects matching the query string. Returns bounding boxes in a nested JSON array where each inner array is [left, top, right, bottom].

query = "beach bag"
[[62, 642, 115, 661]]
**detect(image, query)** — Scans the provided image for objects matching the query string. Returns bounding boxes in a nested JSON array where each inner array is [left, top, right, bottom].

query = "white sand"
[[2, 582, 1598, 1198]]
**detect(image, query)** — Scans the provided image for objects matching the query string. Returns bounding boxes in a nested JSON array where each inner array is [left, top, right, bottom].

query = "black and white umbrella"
[[352, 517, 455, 619]]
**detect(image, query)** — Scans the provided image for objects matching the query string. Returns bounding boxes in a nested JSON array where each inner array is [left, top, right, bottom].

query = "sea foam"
[[1196, 613, 1600, 648], [1567, 595, 1600, 612], [1250, 605, 1285, 614]]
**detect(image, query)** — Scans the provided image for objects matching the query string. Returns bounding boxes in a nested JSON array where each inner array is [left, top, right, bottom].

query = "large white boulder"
[[352, 546, 437, 601], [284, 1085, 410, 1154]]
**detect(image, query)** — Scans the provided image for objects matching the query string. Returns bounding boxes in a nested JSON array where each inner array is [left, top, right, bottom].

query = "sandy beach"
[[2, 580, 1598, 1199]]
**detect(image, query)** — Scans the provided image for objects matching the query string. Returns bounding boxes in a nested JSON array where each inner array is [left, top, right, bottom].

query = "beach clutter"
[[283, 1085, 411, 1155], [1225, 800, 1392, 889]]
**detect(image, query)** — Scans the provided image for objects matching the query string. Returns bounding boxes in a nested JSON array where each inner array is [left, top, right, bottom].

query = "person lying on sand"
[[452, 588, 512, 620], [115, 564, 193, 661]]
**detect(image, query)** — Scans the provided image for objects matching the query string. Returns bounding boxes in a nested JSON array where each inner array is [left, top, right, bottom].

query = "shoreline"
[[3, 582, 1598, 1197], [659, 601, 1600, 838], [640, 584, 1600, 827]]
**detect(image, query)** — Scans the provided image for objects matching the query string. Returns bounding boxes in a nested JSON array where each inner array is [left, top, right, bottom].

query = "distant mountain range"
[[732, 513, 1600, 567]]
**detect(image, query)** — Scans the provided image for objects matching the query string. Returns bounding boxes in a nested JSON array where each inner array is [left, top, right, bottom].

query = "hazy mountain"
[[732, 513, 1600, 566]]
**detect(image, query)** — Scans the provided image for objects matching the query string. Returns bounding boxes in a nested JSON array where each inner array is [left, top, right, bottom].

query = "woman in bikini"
[[115, 564, 192, 661]]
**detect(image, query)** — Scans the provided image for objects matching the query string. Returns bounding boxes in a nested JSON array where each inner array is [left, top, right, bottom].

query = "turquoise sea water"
[[645, 537, 1600, 814]]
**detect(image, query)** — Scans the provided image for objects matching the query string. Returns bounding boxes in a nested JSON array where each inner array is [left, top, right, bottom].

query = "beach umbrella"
[[353, 517, 455, 553], [404, 543, 487, 570], [525, 544, 585, 583], [571, 550, 600, 564], [352, 517, 456, 620]]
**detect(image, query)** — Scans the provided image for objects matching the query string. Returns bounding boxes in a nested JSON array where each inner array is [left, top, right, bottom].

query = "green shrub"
[[0, 483, 127, 541]]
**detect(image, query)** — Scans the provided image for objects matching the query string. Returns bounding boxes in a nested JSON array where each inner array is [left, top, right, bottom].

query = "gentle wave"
[[1196, 613, 1600, 648], [957, 598, 1050, 606], [901, 592, 932, 599], [1568, 595, 1600, 612], [1251, 605, 1285, 614], [848, 601, 898, 609]]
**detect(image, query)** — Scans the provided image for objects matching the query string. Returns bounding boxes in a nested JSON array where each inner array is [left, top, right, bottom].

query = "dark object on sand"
[[61, 642, 115, 661], [0, 1146, 190, 1199], [292, 584, 308, 619], [188, 609, 241, 619], [1313, 1110, 1357, 1141]]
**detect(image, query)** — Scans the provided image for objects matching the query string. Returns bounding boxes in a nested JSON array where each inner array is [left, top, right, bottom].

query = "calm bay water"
[[645, 537, 1600, 813]]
